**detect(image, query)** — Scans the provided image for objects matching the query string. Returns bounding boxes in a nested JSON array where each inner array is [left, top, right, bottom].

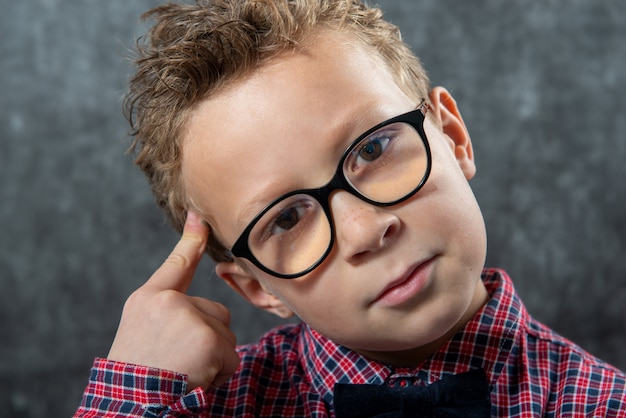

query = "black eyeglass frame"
[[227, 101, 432, 279]]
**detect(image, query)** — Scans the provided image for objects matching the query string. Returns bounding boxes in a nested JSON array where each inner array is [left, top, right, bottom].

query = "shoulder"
[[483, 268, 626, 413], [526, 317, 625, 381], [520, 314, 626, 412]]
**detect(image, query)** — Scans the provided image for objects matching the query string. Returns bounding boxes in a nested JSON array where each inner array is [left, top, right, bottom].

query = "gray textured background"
[[1, 1, 625, 416]]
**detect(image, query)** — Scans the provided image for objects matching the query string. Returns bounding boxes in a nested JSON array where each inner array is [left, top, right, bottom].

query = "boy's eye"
[[274, 207, 300, 231], [266, 199, 313, 237], [251, 196, 319, 247], [357, 137, 389, 162], [349, 130, 396, 171]]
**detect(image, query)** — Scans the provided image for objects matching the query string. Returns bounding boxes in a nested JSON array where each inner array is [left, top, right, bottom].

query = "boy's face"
[[182, 31, 488, 364]]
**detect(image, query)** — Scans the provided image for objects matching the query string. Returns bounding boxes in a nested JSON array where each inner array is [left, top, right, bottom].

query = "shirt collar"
[[297, 268, 526, 405]]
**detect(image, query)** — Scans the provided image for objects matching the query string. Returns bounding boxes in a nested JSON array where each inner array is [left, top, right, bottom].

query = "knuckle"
[[181, 230, 206, 247], [207, 349, 240, 389], [205, 365, 227, 389], [225, 329, 237, 347], [195, 325, 222, 347], [124, 288, 149, 309], [151, 288, 183, 308], [165, 252, 193, 269], [213, 302, 231, 324], [227, 349, 241, 371]]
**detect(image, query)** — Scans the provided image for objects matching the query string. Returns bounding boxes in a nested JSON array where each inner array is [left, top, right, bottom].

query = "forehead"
[[181, 31, 415, 245]]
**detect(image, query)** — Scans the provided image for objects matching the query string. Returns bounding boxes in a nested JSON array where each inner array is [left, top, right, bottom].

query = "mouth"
[[370, 256, 437, 307]]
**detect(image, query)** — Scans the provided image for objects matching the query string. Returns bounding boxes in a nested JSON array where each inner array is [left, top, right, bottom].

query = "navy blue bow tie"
[[333, 369, 491, 418]]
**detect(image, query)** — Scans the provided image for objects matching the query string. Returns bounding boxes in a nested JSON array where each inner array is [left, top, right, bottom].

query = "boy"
[[76, 0, 626, 416]]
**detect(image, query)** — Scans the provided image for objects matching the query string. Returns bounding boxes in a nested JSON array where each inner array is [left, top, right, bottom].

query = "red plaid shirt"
[[75, 269, 626, 416]]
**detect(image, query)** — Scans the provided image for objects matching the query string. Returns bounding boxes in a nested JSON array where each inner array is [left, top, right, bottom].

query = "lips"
[[371, 256, 436, 306]]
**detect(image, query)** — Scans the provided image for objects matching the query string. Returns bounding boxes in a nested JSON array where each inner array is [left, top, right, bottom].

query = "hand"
[[107, 211, 240, 390]]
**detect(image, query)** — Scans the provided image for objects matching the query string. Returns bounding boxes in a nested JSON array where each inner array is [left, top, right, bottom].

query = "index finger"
[[148, 210, 209, 292]]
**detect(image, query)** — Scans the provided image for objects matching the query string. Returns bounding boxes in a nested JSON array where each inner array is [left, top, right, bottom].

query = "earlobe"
[[215, 261, 295, 319], [428, 86, 476, 180]]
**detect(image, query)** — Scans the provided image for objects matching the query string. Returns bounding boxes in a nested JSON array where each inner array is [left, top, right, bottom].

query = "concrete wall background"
[[1, 1, 624, 416]]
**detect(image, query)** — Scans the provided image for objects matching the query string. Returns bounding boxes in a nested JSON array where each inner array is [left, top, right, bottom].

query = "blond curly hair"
[[126, 0, 430, 262]]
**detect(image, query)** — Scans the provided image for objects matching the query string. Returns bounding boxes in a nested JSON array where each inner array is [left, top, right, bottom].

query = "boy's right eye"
[[273, 206, 300, 232], [257, 198, 316, 241]]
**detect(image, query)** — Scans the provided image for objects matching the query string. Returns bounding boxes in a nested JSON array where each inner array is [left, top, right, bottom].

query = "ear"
[[428, 86, 476, 180], [215, 261, 295, 319]]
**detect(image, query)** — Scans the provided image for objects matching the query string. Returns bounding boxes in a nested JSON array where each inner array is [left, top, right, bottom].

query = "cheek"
[[276, 283, 341, 318], [407, 144, 487, 262], [434, 183, 487, 273], [268, 275, 357, 332]]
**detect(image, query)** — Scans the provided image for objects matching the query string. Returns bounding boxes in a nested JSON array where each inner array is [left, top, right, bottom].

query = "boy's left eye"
[[357, 137, 389, 162]]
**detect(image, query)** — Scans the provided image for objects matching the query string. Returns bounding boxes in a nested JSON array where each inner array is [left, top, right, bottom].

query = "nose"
[[329, 191, 401, 264]]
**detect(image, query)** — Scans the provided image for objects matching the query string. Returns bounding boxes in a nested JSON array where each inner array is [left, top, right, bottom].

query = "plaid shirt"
[[75, 269, 626, 417]]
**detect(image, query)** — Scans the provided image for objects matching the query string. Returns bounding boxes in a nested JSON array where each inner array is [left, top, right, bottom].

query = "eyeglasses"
[[227, 101, 432, 279]]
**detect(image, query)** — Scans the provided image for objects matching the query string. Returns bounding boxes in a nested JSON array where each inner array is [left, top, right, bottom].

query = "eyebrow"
[[235, 184, 281, 230]]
